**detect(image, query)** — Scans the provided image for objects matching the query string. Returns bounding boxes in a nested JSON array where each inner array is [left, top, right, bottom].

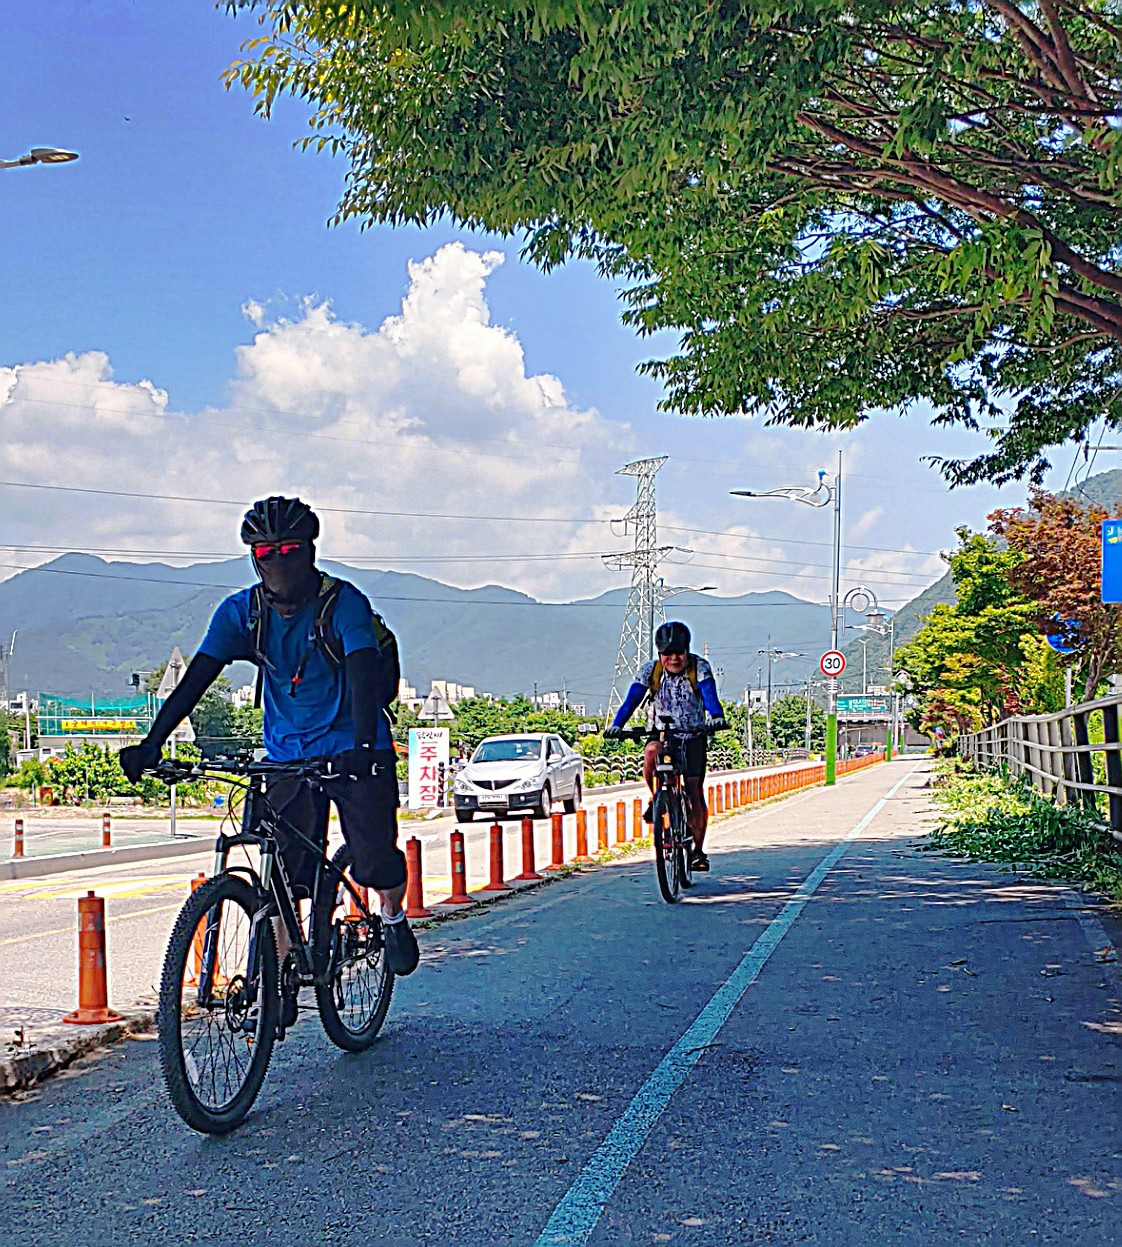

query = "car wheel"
[[532, 783, 552, 821], [563, 776, 582, 814], [455, 809, 472, 823]]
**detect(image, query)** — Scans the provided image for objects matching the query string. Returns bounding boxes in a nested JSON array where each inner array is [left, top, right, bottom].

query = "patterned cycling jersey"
[[637, 655, 716, 731]]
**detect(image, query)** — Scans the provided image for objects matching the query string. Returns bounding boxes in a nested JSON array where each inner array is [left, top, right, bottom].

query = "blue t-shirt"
[[198, 579, 390, 759]]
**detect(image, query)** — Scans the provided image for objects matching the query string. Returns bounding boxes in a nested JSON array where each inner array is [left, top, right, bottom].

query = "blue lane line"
[[534, 764, 920, 1247]]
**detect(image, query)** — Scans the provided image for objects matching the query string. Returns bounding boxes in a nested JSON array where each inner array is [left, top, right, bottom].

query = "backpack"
[[248, 573, 401, 712], [647, 654, 701, 697]]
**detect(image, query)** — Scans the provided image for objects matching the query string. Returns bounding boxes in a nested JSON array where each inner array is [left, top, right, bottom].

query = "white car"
[[453, 732, 584, 822]]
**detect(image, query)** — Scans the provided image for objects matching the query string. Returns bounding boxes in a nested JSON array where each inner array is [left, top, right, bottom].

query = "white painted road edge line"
[[534, 763, 921, 1247]]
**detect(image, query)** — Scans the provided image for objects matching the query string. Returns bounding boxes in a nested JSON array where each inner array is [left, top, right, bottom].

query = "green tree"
[[227, 1, 1122, 485], [768, 694, 826, 752], [989, 491, 1122, 697], [0, 713, 14, 781]]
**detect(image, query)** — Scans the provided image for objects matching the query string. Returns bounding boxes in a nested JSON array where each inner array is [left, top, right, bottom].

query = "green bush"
[[928, 759, 1122, 901]]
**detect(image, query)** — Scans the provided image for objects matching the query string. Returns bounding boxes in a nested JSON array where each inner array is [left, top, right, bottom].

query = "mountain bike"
[[147, 755, 394, 1134], [619, 718, 711, 903]]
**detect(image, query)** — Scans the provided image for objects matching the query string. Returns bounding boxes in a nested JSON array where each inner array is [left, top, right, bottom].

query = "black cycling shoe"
[[643, 800, 654, 824], [689, 850, 710, 873], [383, 915, 420, 976]]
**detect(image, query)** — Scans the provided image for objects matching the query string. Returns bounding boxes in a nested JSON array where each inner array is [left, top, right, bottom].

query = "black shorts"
[[647, 733, 708, 782], [264, 749, 406, 895]]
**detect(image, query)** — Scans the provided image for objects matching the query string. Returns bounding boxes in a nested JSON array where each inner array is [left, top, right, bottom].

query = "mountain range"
[[12, 465, 1119, 708], [0, 553, 851, 709]]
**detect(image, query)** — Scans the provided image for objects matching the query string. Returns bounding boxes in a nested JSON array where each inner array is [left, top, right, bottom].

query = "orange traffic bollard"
[[404, 837, 432, 918], [63, 892, 123, 1025], [597, 805, 609, 852], [615, 801, 627, 846], [477, 823, 513, 892], [101, 812, 111, 848], [438, 830, 474, 905], [13, 818, 24, 859], [545, 812, 566, 872], [573, 809, 593, 863], [515, 816, 543, 881], [632, 797, 643, 841]]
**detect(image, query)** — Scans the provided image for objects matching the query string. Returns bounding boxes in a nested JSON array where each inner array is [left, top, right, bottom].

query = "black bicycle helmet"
[[240, 496, 320, 546], [656, 621, 691, 654]]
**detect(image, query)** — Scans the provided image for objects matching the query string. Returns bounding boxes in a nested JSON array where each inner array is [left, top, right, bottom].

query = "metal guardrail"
[[957, 693, 1122, 840], [580, 748, 801, 786]]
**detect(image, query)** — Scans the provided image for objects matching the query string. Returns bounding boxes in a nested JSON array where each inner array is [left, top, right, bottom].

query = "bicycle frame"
[[186, 762, 373, 1015]]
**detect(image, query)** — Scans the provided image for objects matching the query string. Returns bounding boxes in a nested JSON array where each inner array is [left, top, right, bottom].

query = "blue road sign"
[[1102, 520, 1122, 603], [1047, 615, 1081, 654]]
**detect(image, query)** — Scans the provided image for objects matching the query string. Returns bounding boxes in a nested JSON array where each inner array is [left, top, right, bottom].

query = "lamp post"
[[733, 451, 843, 782], [0, 147, 78, 171]]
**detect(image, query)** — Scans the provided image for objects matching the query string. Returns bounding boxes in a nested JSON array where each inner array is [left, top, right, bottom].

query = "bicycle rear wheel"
[[652, 791, 682, 903], [313, 846, 394, 1052], [158, 874, 278, 1134]]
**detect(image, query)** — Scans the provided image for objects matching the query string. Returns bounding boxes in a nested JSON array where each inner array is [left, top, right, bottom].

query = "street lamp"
[[733, 451, 844, 783], [0, 146, 79, 170], [848, 598, 899, 757]]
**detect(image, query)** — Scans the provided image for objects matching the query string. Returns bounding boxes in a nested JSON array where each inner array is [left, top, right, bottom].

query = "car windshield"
[[472, 739, 543, 764]]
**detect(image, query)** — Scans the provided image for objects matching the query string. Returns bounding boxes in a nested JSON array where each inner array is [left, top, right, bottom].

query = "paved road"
[[3, 761, 1122, 1245]]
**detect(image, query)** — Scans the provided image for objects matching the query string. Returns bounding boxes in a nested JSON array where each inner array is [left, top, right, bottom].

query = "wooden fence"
[[957, 694, 1122, 840]]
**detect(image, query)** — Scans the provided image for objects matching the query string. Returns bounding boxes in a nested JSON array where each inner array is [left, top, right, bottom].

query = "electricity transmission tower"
[[604, 456, 674, 717]]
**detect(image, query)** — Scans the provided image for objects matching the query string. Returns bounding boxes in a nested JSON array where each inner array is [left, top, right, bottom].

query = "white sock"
[[381, 906, 405, 924]]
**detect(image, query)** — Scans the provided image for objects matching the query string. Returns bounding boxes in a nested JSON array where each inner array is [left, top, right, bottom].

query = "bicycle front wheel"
[[652, 792, 682, 903], [313, 846, 394, 1052], [158, 874, 279, 1134]]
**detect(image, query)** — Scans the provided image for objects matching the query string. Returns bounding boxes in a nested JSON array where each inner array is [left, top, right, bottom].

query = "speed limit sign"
[[820, 650, 846, 677]]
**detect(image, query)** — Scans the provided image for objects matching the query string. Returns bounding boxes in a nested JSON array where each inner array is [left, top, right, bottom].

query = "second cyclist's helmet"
[[240, 496, 320, 546], [656, 621, 691, 655]]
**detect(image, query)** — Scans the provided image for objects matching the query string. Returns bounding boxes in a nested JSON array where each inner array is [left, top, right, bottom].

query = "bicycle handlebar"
[[612, 724, 717, 742], [148, 755, 342, 786]]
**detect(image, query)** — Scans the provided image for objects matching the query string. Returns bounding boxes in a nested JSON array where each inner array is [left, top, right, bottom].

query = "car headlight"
[[453, 775, 470, 793], [513, 774, 542, 791]]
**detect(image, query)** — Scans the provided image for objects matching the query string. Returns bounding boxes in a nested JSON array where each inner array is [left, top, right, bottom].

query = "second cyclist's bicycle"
[[148, 755, 394, 1134], [620, 718, 711, 903]]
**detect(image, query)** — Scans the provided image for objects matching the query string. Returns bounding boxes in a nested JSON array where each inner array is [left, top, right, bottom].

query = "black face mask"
[[253, 544, 318, 610]]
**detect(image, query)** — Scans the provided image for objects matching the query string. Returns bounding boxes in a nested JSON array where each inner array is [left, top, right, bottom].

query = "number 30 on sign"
[[820, 650, 846, 677]]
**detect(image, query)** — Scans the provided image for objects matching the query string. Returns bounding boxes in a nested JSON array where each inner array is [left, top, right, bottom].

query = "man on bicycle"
[[605, 621, 727, 872], [120, 495, 418, 980]]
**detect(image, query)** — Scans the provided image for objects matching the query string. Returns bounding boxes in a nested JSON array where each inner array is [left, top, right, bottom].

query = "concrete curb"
[[0, 1007, 157, 1094], [0, 836, 211, 881]]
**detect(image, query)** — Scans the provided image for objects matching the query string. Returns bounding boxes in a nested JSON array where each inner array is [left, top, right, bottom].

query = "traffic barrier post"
[[515, 817, 543, 881], [101, 812, 111, 849], [545, 812, 566, 872], [13, 818, 24, 859], [438, 830, 475, 905], [573, 809, 593, 863], [615, 801, 627, 846], [632, 797, 643, 841], [404, 837, 432, 918], [597, 805, 608, 852], [63, 892, 123, 1025], [477, 823, 513, 892]]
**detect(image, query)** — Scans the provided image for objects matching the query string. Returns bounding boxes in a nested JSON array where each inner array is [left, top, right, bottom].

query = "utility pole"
[[604, 456, 673, 716]]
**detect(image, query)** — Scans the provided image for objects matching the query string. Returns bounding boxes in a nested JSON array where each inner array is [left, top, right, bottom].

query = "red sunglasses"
[[252, 540, 304, 561]]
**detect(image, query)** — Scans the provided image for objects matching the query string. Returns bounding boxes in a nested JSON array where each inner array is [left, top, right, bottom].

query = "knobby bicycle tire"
[[652, 790, 682, 903], [313, 845, 395, 1052], [158, 873, 279, 1134]]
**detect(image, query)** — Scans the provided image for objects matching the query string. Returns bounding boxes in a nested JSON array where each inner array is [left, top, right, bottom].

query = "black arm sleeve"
[[346, 647, 383, 748], [143, 654, 225, 749]]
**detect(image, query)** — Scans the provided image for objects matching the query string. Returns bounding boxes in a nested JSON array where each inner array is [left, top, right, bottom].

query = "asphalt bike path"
[[2, 761, 1120, 1245]]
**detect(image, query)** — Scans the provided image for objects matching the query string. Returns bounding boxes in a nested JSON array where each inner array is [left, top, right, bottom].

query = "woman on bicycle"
[[120, 495, 419, 980], [605, 621, 727, 872]]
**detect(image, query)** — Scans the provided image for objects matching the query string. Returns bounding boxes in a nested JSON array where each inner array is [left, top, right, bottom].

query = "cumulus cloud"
[[0, 244, 636, 598]]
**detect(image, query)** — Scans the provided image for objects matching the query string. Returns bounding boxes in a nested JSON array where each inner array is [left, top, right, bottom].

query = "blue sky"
[[1, 1, 1091, 624]]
